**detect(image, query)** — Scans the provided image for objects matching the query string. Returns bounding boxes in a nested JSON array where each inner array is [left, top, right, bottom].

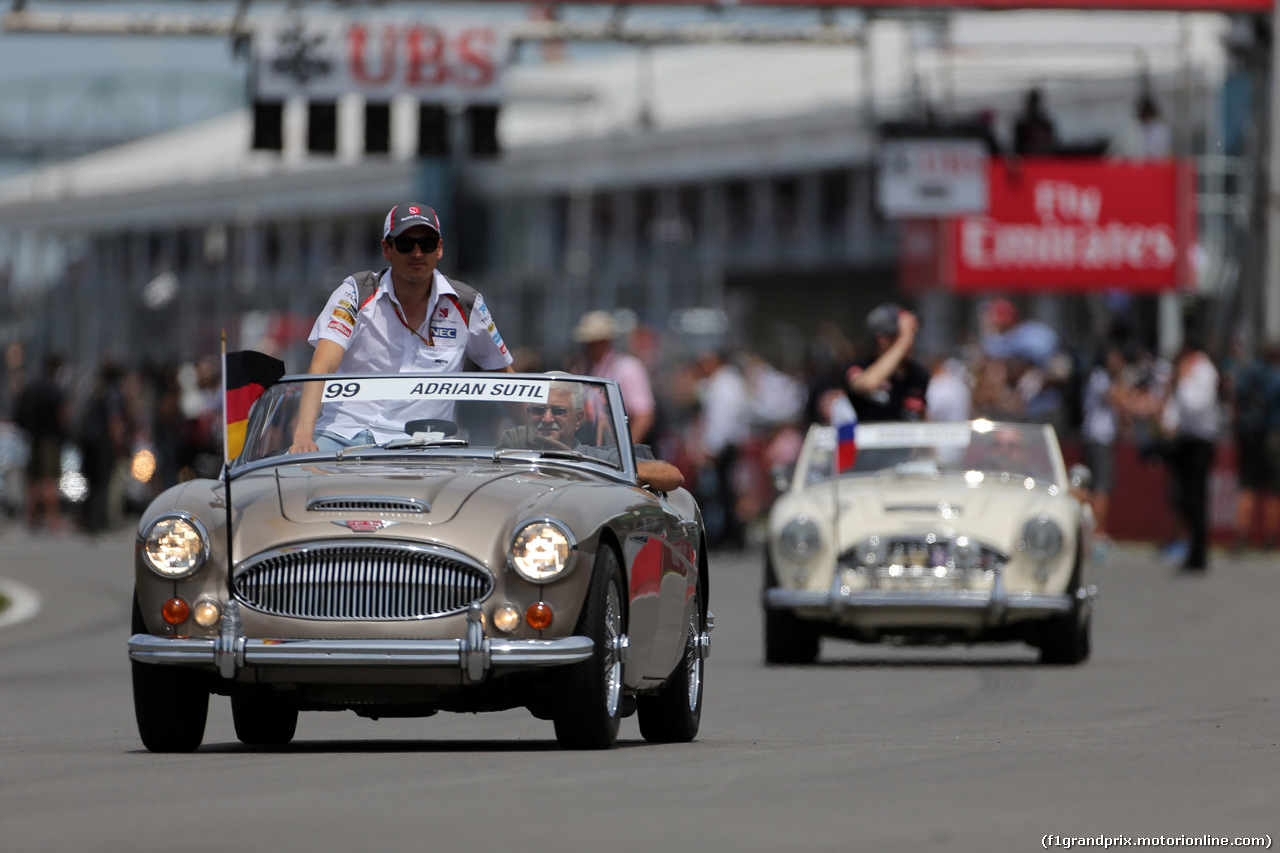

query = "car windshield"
[[804, 420, 1059, 486], [235, 373, 628, 474]]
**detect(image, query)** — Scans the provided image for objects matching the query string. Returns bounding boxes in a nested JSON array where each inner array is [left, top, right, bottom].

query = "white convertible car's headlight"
[[780, 515, 822, 561], [142, 514, 210, 579], [509, 519, 577, 583], [1020, 514, 1063, 560]]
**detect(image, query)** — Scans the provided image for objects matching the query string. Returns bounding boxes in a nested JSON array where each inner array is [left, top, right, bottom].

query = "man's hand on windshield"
[[290, 436, 318, 454]]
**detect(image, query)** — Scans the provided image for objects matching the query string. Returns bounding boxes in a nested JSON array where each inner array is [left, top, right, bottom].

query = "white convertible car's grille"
[[840, 536, 1007, 591], [234, 542, 493, 620]]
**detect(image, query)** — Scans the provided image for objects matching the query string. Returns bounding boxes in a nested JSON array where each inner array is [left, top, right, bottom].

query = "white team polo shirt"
[[307, 269, 513, 441]]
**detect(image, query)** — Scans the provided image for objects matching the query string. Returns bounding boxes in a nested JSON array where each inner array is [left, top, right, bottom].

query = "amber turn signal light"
[[525, 602, 553, 630], [162, 597, 190, 625]]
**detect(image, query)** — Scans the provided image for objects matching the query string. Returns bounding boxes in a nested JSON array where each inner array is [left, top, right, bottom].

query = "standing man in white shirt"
[[290, 203, 514, 453], [695, 349, 750, 549]]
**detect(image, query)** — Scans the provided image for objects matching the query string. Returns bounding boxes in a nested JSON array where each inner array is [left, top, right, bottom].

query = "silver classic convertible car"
[[128, 372, 709, 751], [763, 420, 1095, 665]]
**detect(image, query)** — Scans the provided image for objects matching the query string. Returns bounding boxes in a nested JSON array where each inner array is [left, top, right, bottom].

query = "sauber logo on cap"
[[408, 206, 420, 215]]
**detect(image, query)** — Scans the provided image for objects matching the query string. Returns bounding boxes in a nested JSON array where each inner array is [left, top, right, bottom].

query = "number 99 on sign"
[[325, 382, 362, 399]]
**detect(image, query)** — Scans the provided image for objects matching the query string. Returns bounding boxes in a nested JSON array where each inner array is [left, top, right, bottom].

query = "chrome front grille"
[[839, 535, 1006, 591], [234, 541, 492, 620]]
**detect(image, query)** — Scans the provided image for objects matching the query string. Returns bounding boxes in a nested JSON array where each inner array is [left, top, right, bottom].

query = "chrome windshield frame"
[[229, 372, 638, 485]]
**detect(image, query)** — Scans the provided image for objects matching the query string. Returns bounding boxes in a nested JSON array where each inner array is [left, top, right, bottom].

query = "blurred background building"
[[0, 1, 1264, 376]]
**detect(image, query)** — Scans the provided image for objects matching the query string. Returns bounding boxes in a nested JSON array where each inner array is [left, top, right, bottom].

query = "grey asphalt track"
[[0, 527, 1275, 852]]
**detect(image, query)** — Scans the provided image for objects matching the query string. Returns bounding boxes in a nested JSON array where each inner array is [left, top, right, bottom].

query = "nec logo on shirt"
[[430, 325, 458, 339]]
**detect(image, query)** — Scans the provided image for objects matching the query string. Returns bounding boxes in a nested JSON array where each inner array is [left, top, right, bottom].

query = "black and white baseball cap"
[[383, 204, 441, 239]]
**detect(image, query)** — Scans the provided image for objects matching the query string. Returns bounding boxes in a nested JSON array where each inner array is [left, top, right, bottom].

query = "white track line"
[[0, 578, 41, 630]]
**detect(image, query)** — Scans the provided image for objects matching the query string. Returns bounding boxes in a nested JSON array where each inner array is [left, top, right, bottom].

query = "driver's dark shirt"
[[843, 357, 930, 422]]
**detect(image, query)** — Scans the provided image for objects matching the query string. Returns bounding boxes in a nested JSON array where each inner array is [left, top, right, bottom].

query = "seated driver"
[[981, 426, 1032, 474], [499, 379, 684, 492]]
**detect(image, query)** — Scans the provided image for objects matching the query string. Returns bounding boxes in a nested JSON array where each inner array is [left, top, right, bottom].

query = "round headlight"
[[780, 515, 822, 561], [509, 519, 577, 583], [950, 535, 980, 569], [1020, 514, 1063, 561], [142, 515, 209, 579]]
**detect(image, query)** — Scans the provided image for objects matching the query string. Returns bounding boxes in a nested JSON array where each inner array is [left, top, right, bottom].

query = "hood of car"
[[781, 475, 1072, 547], [273, 461, 578, 526], [210, 462, 587, 562], [849, 478, 1053, 525]]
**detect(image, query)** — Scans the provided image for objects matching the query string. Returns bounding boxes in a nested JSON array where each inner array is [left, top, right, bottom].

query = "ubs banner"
[[253, 15, 509, 103], [941, 159, 1196, 293]]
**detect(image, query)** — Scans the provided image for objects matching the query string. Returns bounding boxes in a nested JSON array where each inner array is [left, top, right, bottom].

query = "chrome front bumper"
[[763, 571, 1096, 626], [127, 601, 597, 683]]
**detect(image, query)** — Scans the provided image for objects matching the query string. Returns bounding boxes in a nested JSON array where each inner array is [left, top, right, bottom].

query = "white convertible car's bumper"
[[764, 570, 1096, 626]]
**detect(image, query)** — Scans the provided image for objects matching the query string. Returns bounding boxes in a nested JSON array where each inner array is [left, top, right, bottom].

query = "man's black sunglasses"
[[389, 233, 440, 254], [528, 405, 570, 417]]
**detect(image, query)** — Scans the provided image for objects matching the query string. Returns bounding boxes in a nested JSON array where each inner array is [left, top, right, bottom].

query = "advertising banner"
[[944, 159, 1195, 293], [254, 15, 509, 102]]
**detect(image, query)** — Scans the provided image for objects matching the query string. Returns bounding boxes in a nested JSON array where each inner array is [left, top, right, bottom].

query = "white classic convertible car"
[[763, 420, 1096, 665]]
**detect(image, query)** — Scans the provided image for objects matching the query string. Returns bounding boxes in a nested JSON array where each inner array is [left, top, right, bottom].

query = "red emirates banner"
[[944, 159, 1196, 293]]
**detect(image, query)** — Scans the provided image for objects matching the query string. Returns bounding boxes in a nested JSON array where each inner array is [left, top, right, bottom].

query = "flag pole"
[[221, 330, 229, 464], [221, 330, 233, 578]]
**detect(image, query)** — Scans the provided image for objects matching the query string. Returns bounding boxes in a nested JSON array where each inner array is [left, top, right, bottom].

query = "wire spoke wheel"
[[602, 580, 623, 719], [554, 547, 626, 749], [638, 581, 704, 744]]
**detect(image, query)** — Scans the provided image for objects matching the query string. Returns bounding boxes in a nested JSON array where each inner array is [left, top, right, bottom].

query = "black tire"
[[637, 581, 704, 743], [231, 695, 299, 746], [763, 557, 819, 665], [1039, 607, 1091, 665], [553, 547, 626, 750], [132, 591, 208, 752], [1039, 557, 1092, 665]]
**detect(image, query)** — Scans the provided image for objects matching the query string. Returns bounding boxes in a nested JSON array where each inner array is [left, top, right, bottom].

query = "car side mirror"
[[1069, 463, 1093, 492]]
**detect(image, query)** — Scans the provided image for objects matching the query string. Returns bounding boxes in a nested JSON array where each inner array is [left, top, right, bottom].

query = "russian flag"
[[836, 417, 858, 473]]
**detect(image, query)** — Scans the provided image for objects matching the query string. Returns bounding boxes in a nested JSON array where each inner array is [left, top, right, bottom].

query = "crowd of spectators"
[[1, 345, 226, 536], [2, 297, 1277, 571]]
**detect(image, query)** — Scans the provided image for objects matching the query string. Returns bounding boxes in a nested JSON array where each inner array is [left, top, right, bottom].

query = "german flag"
[[224, 350, 286, 461]]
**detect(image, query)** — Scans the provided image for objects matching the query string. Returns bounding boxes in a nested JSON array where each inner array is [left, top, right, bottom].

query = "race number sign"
[[320, 376, 549, 403], [254, 15, 509, 102]]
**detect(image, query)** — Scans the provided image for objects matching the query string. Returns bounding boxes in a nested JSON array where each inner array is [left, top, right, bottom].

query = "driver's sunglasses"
[[528, 404, 570, 418], [390, 233, 440, 254]]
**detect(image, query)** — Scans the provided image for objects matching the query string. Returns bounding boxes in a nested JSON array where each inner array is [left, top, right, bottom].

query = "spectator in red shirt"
[[572, 310, 657, 443]]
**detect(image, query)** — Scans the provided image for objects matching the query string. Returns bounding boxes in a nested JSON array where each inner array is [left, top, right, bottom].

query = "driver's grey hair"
[[547, 378, 585, 411]]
